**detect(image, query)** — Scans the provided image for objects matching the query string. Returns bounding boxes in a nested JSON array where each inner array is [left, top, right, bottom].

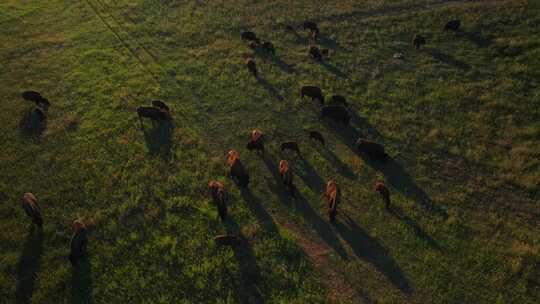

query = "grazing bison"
[[137, 106, 168, 127], [329, 95, 347, 106], [262, 42, 275, 56], [151, 100, 170, 113], [303, 21, 319, 32], [208, 181, 228, 220], [21, 192, 43, 228], [246, 129, 264, 153], [248, 41, 259, 50], [70, 219, 88, 266], [227, 150, 250, 188], [309, 131, 325, 146], [308, 45, 323, 61], [245, 58, 257, 78], [279, 160, 295, 196], [356, 139, 388, 162], [374, 181, 391, 210], [22, 91, 50, 110], [444, 19, 461, 31], [241, 31, 258, 42], [215, 234, 242, 246], [320, 105, 350, 125], [280, 141, 301, 155], [412, 34, 426, 49], [301, 85, 324, 104], [325, 181, 340, 223]]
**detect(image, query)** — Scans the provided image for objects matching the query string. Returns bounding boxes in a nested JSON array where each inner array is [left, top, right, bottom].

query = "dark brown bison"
[[208, 180, 228, 220], [22, 90, 50, 110], [320, 105, 350, 125], [261, 42, 275, 56], [151, 100, 170, 113], [215, 234, 242, 246], [21, 193, 43, 228], [227, 150, 250, 188], [241, 31, 259, 42], [70, 219, 88, 266], [309, 131, 325, 146], [444, 20, 461, 31], [308, 45, 323, 61], [286, 25, 295, 32], [249, 41, 259, 49], [412, 34, 426, 49], [374, 181, 391, 210], [246, 129, 264, 153], [279, 160, 295, 196], [136, 106, 169, 128], [280, 141, 301, 155], [329, 95, 347, 106], [325, 180, 340, 223], [356, 139, 388, 162], [245, 58, 257, 78], [301, 85, 324, 104], [303, 21, 319, 32]]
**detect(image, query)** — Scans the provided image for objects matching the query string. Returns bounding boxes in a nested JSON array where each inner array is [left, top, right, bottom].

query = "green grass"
[[1, 0, 539, 303]]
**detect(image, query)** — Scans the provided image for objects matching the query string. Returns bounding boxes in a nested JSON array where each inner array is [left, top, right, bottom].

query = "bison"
[[444, 19, 461, 31], [245, 58, 257, 78], [325, 181, 340, 223], [227, 150, 250, 188], [151, 100, 170, 113], [279, 160, 295, 196], [241, 31, 259, 42], [309, 131, 325, 146], [70, 219, 88, 266], [280, 141, 301, 155], [22, 90, 50, 111], [215, 234, 242, 246], [301, 85, 324, 104], [261, 42, 275, 56], [285, 25, 295, 32], [136, 106, 169, 128], [320, 105, 350, 125], [329, 95, 347, 106], [356, 139, 388, 162], [246, 129, 264, 153], [412, 34, 426, 49], [308, 45, 323, 61], [374, 181, 391, 210], [208, 180, 228, 220], [21, 192, 43, 228], [303, 21, 319, 32]]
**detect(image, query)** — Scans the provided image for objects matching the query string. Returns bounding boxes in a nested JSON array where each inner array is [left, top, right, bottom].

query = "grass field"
[[0, 0, 539, 303]]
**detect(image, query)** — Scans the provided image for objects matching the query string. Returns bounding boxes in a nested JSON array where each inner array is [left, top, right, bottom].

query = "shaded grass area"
[[1, 0, 539, 303]]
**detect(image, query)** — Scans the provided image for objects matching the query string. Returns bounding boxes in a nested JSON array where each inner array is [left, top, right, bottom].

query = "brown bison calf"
[[412, 34, 426, 49], [227, 150, 250, 188], [325, 181, 340, 223], [279, 160, 296, 196], [21, 192, 43, 228], [301, 85, 324, 104], [245, 58, 257, 78], [374, 181, 391, 210], [309, 131, 325, 146], [70, 219, 88, 266], [215, 234, 242, 246], [308, 45, 323, 61], [246, 129, 264, 153], [208, 181, 228, 220], [281, 141, 301, 155], [356, 139, 388, 162]]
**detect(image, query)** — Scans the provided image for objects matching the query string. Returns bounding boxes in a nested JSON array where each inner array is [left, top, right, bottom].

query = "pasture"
[[0, 0, 538, 303]]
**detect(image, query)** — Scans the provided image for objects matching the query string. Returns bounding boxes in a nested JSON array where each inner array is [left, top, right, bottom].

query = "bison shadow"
[[257, 77, 284, 101], [335, 214, 413, 294], [239, 188, 279, 235], [15, 226, 44, 304], [294, 157, 326, 193], [428, 49, 470, 70], [290, 31, 309, 45], [224, 218, 266, 303], [462, 31, 492, 48], [390, 206, 443, 251], [142, 119, 174, 160], [318, 60, 348, 78], [71, 258, 92, 304], [269, 56, 297, 74], [19, 109, 46, 139], [317, 34, 348, 52], [317, 146, 357, 179]]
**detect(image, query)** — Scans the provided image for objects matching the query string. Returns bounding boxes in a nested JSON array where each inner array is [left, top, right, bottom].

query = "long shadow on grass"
[[335, 214, 413, 294], [142, 119, 174, 160], [262, 154, 349, 260], [71, 259, 92, 304], [15, 226, 44, 304], [225, 219, 266, 304], [389, 206, 442, 251], [294, 156, 326, 193], [462, 31, 492, 48], [19, 109, 46, 139], [314, 142, 357, 179], [239, 188, 279, 234], [428, 49, 470, 70], [269, 56, 297, 74], [318, 60, 348, 78], [257, 77, 284, 101]]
